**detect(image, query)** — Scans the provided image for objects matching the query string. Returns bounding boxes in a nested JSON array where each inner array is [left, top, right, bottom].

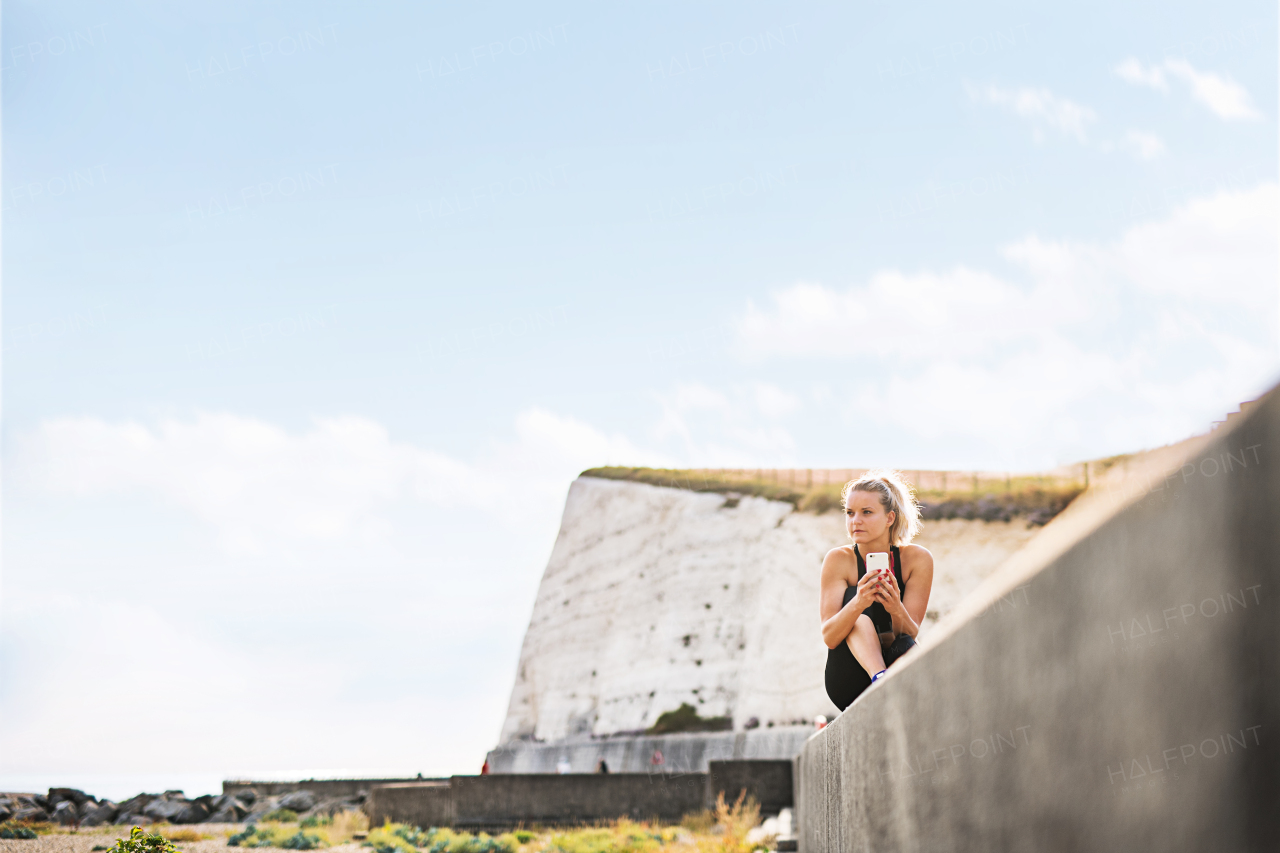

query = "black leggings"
[[824, 586, 917, 711]]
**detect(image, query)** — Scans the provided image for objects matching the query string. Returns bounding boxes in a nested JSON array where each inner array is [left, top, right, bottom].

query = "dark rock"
[[237, 790, 258, 806], [81, 801, 119, 827], [277, 791, 316, 812], [32, 795, 51, 811], [13, 806, 50, 822], [163, 790, 185, 798], [143, 799, 191, 823], [209, 801, 247, 823], [49, 789, 94, 807], [0, 807, 10, 823], [172, 802, 210, 824], [744, 716, 761, 730], [117, 794, 156, 815], [53, 801, 80, 825]]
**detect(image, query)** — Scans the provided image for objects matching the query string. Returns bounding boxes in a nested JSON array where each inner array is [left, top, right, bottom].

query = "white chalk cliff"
[[497, 475, 1045, 744]]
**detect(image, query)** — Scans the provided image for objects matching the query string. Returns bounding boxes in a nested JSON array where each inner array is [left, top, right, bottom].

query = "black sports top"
[[853, 544, 905, 636]]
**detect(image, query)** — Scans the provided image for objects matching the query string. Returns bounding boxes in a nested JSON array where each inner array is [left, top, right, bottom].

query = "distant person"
[[650, 749, 664, 766], [480, 761, 489, 775], [595, 759, 609, 774], [820, 470, 934, 711]]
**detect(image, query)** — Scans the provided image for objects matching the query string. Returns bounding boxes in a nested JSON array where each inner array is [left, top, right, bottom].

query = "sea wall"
[[487, 728, 811, 775], [793, 391, 1278, 851], [365, 760, 793, 830]]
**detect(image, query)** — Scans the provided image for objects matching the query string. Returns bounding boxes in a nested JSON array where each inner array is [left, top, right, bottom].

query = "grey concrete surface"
[[708, 760, 793, 814], [453, 774, 705, 830], [222, 779, 434, 798], [365, 782, 453, 829], [795, 389, 1279, 852], [486, 727, 812, 774], [364, 760, 795, 829]]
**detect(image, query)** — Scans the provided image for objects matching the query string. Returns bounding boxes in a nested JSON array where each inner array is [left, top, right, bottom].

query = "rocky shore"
[[0, 789, 366, 828]]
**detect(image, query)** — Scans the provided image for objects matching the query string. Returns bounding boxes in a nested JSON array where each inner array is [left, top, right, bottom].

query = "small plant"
[[229, 825, 327, 849], [280, 832, 324, 850], [680, 810, 715, 834], [647, 703, 732, 734], [710, 791, 763, 853], [512, 831, 534, 844], [0, 826, 40, 840], [326, 811, 369, 844], [300, 816, 331, 829], [263, 809, 300, 823], [102, 827, 181, 853]]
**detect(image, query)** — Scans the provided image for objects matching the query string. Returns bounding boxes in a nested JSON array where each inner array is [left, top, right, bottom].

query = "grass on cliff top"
[[581, 466, 1084, 525]]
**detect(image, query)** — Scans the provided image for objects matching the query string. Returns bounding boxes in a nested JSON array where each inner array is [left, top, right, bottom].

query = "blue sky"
[[3, 0, 1276, 798]]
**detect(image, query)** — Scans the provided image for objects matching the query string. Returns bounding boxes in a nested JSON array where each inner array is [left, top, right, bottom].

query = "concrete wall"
[[365, 783, 453, 828], [487, 727, 811, 775], [451, 774, 707, 829], [223, 779, 433, 798], [794, 391, 1279, 852], [365, 761, 794, 829], [708, 760, 793, 815]]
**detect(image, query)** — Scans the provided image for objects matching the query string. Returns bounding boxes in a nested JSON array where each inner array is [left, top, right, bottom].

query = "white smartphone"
[[865, 551, 890, 582]]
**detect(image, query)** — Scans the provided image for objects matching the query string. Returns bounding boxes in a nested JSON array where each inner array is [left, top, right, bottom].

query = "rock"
[[117, 794, 156, 815], [143, 799, 191, 823], [236, 790, 258, 806], [277, 791, 316, 812], [81, 801, 119, 827], [49, 789, 94, 807], [13, 806, 50, 822], [209, 801, 247, 823], [0, 807, 10, 823], [53, 801, 80, 825], [32, 795, 51, 811], [172, 801, 211, 824]]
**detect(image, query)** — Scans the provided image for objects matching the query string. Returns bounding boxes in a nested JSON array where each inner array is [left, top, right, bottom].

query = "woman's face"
[[845, 489, 895, 543]]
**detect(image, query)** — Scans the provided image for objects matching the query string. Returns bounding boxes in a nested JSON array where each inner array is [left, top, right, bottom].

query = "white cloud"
[[755, 383, 801, 418], [1114, 57, 1261, 121], [1120, 130, 1166, 160], [1114, 57, 1169, 92], [966, 83, 1097, 142], [22, 408, 660, 554], [733, 183, 1279, 465], [652, 382, 798, 465]]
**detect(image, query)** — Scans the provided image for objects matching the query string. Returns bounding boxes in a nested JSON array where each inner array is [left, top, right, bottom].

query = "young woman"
[[821, 470, 934, 711]]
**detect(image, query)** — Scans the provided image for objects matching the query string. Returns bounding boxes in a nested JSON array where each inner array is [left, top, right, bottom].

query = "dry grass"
[[582, 466, 1084, 525], [324, 812, 368, 845], [160, 829, 212, 843]]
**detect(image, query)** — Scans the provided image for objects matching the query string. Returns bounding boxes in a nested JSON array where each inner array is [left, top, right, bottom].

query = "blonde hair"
[[841, 469, 922, 546]]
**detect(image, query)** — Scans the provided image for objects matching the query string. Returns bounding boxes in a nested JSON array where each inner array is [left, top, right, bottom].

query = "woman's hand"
[[872, 569, 907, 618], [850, 569, 884, 612]]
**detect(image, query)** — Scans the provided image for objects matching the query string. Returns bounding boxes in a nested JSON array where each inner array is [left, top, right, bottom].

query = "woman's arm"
[[876, 545, 934, 640], [819, 548, 880, 649]]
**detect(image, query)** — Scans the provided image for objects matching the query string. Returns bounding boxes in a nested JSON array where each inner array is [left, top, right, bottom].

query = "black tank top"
[[854, 544, 905, 635]]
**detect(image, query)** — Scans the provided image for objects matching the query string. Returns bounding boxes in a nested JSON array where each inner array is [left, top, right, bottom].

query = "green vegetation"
[[299, 816, 331, 829], [229, 825, 325, 849], [647, 702, 733, 735], [0, 826, 40, 839], [366, 823, 517, 853], [263, 809, 300, 823], [102, 828, 181, 853], [546, 820, 671, 853], [581, 466, 1084, 525]]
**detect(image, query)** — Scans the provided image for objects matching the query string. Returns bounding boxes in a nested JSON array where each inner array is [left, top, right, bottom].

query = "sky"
[[2, 0, 1276, 800]]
